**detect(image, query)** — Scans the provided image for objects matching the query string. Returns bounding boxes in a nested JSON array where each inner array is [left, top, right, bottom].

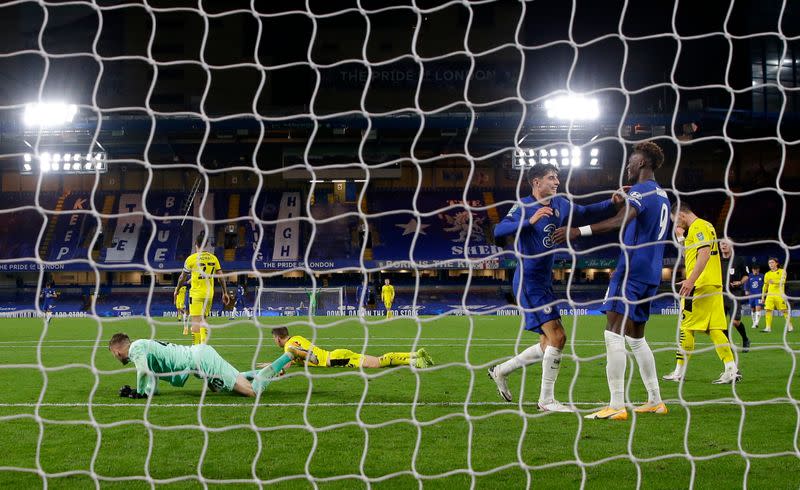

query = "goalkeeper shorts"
[[175, 296, 186, 310], [328, 349, 364, 368], [680, 285, 726, 331], [191, 344, 239, 392], [188, 296, 212, 317], [764, 295, 788, 311]]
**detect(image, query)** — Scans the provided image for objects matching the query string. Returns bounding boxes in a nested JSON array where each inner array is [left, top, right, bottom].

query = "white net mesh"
[[0, 0, 798, 487]]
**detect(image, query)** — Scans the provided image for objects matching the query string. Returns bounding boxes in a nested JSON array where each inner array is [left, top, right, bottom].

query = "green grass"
[[0, 315, 799, 488]]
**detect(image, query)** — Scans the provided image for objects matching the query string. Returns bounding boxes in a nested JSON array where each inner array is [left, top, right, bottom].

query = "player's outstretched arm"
[[553, 204, 639, 244]]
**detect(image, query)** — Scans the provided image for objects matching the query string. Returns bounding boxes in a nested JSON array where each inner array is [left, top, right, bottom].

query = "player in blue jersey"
[[555, 141, 671, 420], [232, 282, 251, 319], [488, 162, 622, 412], [746, 264, 764, 328], [41, 282, 59, 323]]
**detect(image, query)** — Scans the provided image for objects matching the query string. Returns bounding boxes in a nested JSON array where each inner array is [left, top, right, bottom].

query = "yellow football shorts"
[[764, 295, 788, 311], [175, 295, 186, 311], [189, 296, 212, 317], [681, 285, 726, 331], [328, 349, 364, 368]]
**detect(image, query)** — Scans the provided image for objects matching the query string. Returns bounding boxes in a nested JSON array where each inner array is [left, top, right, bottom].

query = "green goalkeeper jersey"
[[128, 339, 193, 395]]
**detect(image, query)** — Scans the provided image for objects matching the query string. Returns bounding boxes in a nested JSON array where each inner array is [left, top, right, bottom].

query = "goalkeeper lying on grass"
[[109, 332, 295, 398], [266, 327, 434, 370]]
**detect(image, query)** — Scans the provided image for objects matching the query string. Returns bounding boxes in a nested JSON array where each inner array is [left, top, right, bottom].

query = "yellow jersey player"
[[265, 327, 434, 369], [173, 233, 229, 345], [175, 281, 190, 335], [664, 202, 740, 384], [761, 257, 793, 333], [381, 279, 395, 318]]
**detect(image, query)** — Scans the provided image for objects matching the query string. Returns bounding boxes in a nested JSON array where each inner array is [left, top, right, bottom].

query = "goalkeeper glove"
[[119, 385, 147, 399]]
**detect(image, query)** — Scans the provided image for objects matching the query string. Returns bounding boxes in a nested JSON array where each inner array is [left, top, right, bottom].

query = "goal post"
[[257, 287, 344, 317]]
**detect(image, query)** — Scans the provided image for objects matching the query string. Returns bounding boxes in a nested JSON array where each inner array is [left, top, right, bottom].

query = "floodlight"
[[560, 148, 569, 157], [41, 161, 50, 172], [549, 149, 557, 157], [73, 153, 81, 162], [24, 153, 32, 162], [528, 158, 536, 166], [572, 147, 581, 156], [561, 158, 569, 166], [41, 152, 51, 162], [23, 102, 78, 127], [539, 149, 547, 157], [544, 95, 600, 120], [571, 158, 581, 166], [590, 148, 599, 157], [590, 158, 599, 166]]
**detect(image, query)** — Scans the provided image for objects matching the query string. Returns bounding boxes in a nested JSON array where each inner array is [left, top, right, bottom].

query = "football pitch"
[[0, 315, 798, 489]]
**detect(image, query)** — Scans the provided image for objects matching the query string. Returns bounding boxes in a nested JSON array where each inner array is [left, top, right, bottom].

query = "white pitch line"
[[0, 401, 606, 408], [0, 341, 793, 349]]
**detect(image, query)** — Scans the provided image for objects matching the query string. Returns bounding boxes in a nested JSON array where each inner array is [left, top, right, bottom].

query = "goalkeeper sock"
[[200, 327, 208, 343], [379, 352, 411, 367], [496, 343, 544, 376], [252, 353, 293, 393], [192, 331, 202, 345], [539, 346, 562, 403], [765, 311, 773, 329], [626, 336, 662, 404], [709, 329, 734, 365], [604, 330, 626, 410]]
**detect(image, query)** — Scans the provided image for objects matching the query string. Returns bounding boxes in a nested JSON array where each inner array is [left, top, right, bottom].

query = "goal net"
[[0, 0, 798, 488], [258, 287, 344, 317]]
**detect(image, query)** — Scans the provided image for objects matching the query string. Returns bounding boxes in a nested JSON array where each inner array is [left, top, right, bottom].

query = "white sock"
[[496, 343, 544, 376], [724, 360, 737, 372], [539, 346, 562, 403], [752, 311, 760, 326], [604, 330, 627, 410], [626, 336, 661, 404]]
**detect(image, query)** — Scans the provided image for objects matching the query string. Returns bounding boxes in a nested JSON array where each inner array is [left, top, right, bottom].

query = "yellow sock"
[[678, 328, 694, 366], [676, 328, 688, 367], [379, 352, 411, 367], [200, 327, 208, 344], [709, 329, 734, 364], [192, 331, 202, 345], [765, 311, 773, 329]]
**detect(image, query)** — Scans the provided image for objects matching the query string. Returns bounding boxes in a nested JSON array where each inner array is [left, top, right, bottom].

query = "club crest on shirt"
[[543, 305, 552, 314], [553, 208, 560, 218], [696, 232, 704, 241]]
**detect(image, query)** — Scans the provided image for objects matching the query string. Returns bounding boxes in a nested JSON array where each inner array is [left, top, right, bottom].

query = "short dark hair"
[[768, 257, 781, 266], [527, 163, 559, 181], [670, 201, 692, 214], [108, 333, 130, 349], [751, 264, 760, 270], [633, 141, 665, 169], [272, 327, 289, 338], [195, 232, 205, 248]]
